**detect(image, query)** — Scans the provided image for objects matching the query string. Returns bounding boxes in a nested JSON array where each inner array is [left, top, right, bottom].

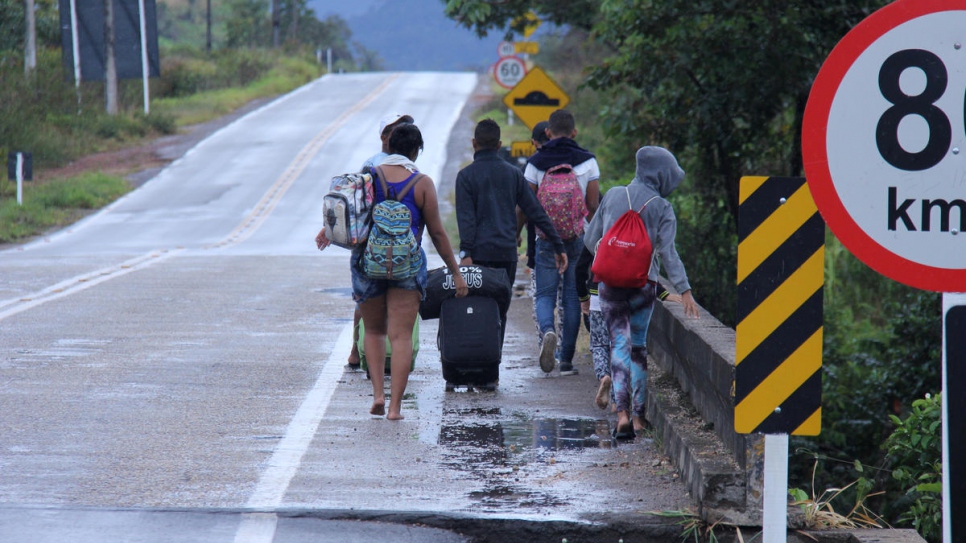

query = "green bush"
[[881, 393, 943, 542]]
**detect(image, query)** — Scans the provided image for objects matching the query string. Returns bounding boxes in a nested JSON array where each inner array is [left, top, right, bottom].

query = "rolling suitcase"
[[357, 319, 419, 379], [438, 295, 502, 391]]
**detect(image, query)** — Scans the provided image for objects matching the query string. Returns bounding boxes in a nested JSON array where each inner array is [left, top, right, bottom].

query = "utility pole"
[[271, 0, 280, 48], [104, 0, 118, 114], [24, 0, 37, 76], [206, 0, 211, 52]]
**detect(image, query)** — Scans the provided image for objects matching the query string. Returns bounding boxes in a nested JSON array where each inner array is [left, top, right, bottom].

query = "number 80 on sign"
[[803, 0, 966, 292]]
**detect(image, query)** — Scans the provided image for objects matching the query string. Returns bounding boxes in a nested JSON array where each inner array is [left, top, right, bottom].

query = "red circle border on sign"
[[803, 0, 966, 292], [492, 56, 526, 89]]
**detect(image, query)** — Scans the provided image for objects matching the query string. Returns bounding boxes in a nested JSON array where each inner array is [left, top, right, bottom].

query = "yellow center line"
[[209, 74, 399, 249]]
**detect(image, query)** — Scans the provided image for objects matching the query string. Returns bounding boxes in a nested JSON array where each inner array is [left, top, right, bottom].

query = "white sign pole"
[[763, 434, 789, 543], [69, 0, 81, 110], [138, 0, 149, 114], [16, 153, 24, 206]]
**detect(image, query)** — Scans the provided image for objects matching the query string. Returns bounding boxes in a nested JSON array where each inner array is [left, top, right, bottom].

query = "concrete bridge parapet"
[[646, 288, 764, 525]]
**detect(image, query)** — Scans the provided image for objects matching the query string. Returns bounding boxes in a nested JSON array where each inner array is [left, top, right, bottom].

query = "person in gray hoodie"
[[583, 146, 699, 439]]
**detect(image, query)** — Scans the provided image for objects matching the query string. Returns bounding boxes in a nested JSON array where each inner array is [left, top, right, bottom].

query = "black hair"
[[548, 109, 575, 138], [388, 124, 424, 160], [474, 119, 501, 150]]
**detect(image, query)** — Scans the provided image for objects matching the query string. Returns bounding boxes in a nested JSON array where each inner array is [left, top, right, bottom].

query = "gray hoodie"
[[583, 146, 691, 294]]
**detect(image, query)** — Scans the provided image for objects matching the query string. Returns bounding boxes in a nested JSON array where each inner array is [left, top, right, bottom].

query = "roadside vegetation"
[[0, 0, 371, 243], [446, 0, 942, 539]]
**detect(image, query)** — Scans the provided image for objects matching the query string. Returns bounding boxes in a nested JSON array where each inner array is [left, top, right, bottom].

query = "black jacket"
[[456, 148, 564, 262]]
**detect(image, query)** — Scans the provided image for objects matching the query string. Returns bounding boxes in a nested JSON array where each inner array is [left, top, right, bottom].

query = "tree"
[[442, 0, 599, 37], [24, 0, 36, 75], [225, 0, 270, 48], [104, 0, 118, 114]]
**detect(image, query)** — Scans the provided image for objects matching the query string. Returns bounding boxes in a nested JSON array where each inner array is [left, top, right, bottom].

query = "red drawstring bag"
[[591, 188, 658, 288]]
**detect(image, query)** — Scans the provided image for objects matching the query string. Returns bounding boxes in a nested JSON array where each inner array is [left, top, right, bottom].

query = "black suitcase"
[[438, 296, 502, 390]]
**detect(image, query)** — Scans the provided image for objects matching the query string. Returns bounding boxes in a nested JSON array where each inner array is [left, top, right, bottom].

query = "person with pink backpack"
[[524, 109, 601, 376]]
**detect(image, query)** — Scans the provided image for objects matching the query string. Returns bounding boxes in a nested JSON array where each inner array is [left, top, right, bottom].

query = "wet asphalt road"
[[0, 72, 691, 542]]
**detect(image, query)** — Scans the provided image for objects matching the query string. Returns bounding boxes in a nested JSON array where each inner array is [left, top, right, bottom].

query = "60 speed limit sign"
[[493, 56, 526, 89], [803, 0, 966, 292]]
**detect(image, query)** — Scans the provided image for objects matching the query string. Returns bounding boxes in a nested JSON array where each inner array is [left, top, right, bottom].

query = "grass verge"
[[0, 173, 131, 243]]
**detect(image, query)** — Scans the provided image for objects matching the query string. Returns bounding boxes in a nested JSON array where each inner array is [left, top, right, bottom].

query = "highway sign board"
[[514, 11, 541, 39], [511, 141, 536, 158], [802, 0, 966, 292], [497, 41, 515, 58], [493, 56, 526, 89], [515, 41, 539, 55], [502, 66, 570, 130]]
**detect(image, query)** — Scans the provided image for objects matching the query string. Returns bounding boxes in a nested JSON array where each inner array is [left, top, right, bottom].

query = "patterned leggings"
[[588, 306, 610, 381], [599, 282, 657, 417]]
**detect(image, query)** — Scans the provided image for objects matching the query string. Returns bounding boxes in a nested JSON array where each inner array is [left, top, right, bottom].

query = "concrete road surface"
[[0, 72, 691, 542]]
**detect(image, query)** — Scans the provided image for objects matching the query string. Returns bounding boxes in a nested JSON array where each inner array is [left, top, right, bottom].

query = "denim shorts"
[[350, 247, 428, 303]]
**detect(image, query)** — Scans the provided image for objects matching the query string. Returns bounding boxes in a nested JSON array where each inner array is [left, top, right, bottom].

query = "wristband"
[[658, 290, 669, 301]]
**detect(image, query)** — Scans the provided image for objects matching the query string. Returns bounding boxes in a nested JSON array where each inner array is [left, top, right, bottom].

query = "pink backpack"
[[536, 164, 588, 241]]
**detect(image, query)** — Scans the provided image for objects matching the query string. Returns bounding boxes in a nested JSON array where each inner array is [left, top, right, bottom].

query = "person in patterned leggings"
[[583, 147, 699, 439]]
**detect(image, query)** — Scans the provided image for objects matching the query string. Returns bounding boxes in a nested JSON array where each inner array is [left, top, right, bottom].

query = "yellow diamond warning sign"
[[502, 66, 570, 131]]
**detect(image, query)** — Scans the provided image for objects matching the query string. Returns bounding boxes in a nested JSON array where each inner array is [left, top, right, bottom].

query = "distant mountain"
[[309, 0, 506, 71]]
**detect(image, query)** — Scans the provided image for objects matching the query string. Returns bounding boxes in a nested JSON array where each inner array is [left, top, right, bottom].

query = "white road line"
[[233, 321, 353, 543], [0, 249, 182, 321]]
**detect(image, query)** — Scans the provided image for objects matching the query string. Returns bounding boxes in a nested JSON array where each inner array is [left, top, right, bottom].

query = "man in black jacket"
[[455, 119, 568, 348]]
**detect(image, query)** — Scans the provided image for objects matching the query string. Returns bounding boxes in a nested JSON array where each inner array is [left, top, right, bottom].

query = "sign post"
[[8, 152, 33, 206], [736, 176, 825, 542], [802, 2, 966, 540]]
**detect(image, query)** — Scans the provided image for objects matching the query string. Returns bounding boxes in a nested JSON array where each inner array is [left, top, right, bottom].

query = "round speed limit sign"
[[493, 56, 526, 89], [803, 0, 966, 291]]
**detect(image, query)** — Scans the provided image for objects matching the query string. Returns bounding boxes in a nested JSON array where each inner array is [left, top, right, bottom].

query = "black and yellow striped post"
[[735, 176, 824, 436]]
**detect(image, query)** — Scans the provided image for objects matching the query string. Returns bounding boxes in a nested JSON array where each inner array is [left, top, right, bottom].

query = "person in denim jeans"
[[524, 110, 601, 375], [342, 124, 467, 420]]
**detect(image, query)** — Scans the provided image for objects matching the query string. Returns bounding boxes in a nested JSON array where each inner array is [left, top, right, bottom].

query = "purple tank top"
[[373, 170, 424, 241]]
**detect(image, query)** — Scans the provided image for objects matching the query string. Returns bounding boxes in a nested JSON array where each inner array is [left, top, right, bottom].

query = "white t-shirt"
[[524, 158, 601, 195]]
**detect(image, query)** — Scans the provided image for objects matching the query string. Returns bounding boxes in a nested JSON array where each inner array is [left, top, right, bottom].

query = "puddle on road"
[[437, 409, 615, 511], [439, 408, 611, 455], [316, 287, 354, 296]]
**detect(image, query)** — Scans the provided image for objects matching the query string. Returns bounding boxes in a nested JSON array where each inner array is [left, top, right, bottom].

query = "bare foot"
[[595, 375, 612, 410], [616, 411, 633, 435], [370, 400, 385, 416], [347, 346, 360, 367], [632, 415, 651, 433], [386, 410, 404, 421]]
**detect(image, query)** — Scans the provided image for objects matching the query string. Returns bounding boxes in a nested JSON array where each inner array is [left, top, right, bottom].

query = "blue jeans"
[[350, 247, 428, 303], [534, 238, 582, 363], [599, 282, 656, 417]]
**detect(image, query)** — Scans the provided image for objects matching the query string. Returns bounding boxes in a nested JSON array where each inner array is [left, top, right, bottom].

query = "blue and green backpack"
[[363, 167, 424, 280]]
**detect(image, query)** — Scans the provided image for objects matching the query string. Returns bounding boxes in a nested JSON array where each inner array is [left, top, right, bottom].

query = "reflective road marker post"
[[736, 176, 825, 542]]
